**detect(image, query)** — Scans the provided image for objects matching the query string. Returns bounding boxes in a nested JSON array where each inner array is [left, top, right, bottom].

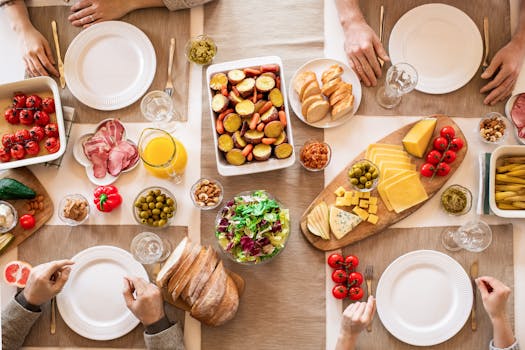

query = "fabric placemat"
[[18, 225, 187, 348], [200, 1, 326, 349], [356, 0, 510, 117], [342, 224, 514, 350], [28, 6, 190, 123]]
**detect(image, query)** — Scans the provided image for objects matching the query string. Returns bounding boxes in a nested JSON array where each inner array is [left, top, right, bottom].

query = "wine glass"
[[140, 90, 178, 131], [376, 63, 418, 109], [441, 220, 492, 252], [130, 232, 171, 264]]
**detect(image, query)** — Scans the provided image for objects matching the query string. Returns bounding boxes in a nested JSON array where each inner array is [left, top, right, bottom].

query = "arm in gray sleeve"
[[144, 321, 185, 350], [162, 0, 214, 11], [2, 296, 41, 350]]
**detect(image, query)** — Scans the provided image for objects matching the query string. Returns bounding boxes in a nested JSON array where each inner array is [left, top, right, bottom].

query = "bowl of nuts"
[[348, 159, 380, 192], [479, 112, 508, 144], [190, 178, 223, 210], [299, 139, 331, 172], [133, 187, 176, 228], [58, 194, 89, 226]]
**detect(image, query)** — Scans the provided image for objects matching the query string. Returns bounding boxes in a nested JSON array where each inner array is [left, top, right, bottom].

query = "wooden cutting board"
[[0, 167, 53, 255], [300, 114, 468, 251]]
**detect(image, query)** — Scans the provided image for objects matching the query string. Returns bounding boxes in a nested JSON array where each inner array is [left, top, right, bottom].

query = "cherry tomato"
[[24, 141, 40, 156], [0, 148, 11, 162], [449, 137, 464, 151], [348, 286, 364, 301], [44, 123, 59, 137], [15, 129, 30, 144], [443, 150, 456, 164], [332, 284, 348, 299], [440, 126, 456, 140], [344, 255, 359, 269], [433, 137, 448, 151], [348, 272, 364, 286], [436, 162, 451, 176], [327, 253, 344, 268], [29, 126, 45, 142], [44, 137, 60, 153], [18, 109, 34, 125], [426, 150, 442, 165], [12, 94, 27, 108], [420, 163, 435, 177], [19, 214, 36, 230], [4, 108, 19, 124], [10, 144, 25, 160], [331, 269, 347, 283], [34, 111, 50, 126], [2, 134, 15, 149], [41, 97, 55, 114], [25, 95, 42, 109]]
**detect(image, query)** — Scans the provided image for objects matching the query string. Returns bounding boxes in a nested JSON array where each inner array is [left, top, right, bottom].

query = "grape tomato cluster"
[[327, 253, 364, 300], [420, 126, 464, 178]]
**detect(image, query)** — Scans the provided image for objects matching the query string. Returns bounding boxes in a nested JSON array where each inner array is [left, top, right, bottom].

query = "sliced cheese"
[[383, 167, 418, 181], [377, 170, 415, 211], [365, 143, 404, 159], [378, 161, 416, 177], [402, 118, 437, 158], [369, 148, 410, 164], [372, 153, 411, 167], [307, 201, 330, 239], [329, 206, 362, 239], [384, 173, 428, 213]]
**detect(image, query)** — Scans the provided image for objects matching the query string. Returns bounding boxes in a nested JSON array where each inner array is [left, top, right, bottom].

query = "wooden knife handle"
[[366, 279, 372, 332], [471, 305, 477, 331]]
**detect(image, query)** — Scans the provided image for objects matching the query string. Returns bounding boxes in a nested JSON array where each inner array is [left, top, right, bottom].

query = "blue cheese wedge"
[[329, 206, 362, 240]]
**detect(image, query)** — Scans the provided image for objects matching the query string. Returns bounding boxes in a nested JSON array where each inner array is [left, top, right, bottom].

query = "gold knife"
[[470, 261, 479, 331], [51, 21, 66, 89], [482, 17, 489, 71], [50, 296, 56, 334], [378, 5, 385, 67]]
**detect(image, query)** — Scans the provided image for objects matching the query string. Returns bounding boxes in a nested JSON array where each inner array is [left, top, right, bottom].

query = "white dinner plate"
[[64, 21, 156, 110], [389, 4, 483, 94], [376, 250, 472, 346], [57, 246, 148, 340], [288, 58, 361, 128]]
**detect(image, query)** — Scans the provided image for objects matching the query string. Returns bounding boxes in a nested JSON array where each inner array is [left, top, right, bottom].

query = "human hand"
[[340, 295, 376, 336], [342, 19, 389, 87], [19, 25, 59, 77], [480, 37, 525, 105], [68, 0, 135, 28], [123, 276, 165, 326], [476, 276, 511, 321], [22, 259, 74, 306]]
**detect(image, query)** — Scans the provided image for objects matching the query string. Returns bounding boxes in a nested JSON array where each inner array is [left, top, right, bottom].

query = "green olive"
[[152, 208, 161, 215], [353, 168, 362, 177], [160, 212, 167, 219], [134, 201, 142, 208], [154, 189, 161, 196], [156, 195, 165, 203], [147, 218, 154, 224], [148, 202, 156, 209], [166, 198, 174, 206], [139, 211, 149, 219], [141, 203, 149, 211], [365, 172, 372, 180], [167, 212, 174, 218], [357, 183, 364, 189], [372, 171, 379, 179], [141, 218, 147, 224], [365, 181, 373, 189], [155, 202, 163, 209], [163, 206, 170, 213], [153, 220, 159, 227], [146, 195, 154, 203], [359, 176, 367, 184], [158, 219, 167, 227], [350, 178, 359, 185]]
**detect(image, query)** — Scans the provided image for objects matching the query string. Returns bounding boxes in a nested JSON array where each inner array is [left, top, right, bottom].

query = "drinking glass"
[[130, 231, 171, 264], [140, 90, 178, 131], [441, 220, 493, 252], [376, 63, 418, 109], [138, 128, 188, 184]]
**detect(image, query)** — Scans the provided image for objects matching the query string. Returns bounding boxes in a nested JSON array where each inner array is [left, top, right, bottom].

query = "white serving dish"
[[489, 145, 525, 218], [0, 76, 66, 170], [206, 56, 295, 176], [504, 92, 525, 144]]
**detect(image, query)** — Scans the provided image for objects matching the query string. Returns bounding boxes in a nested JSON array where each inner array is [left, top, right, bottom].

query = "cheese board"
[[0, 167, 53, 255], [300, 114, 468, 251]]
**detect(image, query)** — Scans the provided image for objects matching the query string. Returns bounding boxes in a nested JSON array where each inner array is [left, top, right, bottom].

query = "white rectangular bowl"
[[0, 76, 66, 170], [206, 56, 295, 176], [489, 145, 525, 218]]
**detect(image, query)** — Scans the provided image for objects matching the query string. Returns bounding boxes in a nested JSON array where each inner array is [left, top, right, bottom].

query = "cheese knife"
[[470, 260, 478, 331], [51, 21, 66, 89]]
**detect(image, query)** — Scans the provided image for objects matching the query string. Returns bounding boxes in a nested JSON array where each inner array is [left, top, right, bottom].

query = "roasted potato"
[[253, 143, 272, 161], [212, 94, 229, 113]]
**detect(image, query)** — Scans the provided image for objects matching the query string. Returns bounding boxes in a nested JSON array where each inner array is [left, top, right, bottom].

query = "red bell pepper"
[[94, 185, 122, 212]]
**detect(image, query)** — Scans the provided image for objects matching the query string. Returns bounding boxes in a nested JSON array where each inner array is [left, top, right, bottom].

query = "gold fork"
[[482, 17, 489, 71], [164, 38, 176, 97], [50, 296, 56, 334], [364, 265, 373, 332]]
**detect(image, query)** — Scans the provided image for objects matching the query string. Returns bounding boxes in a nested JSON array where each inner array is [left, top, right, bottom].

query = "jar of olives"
[[348, 159, 380, 192], [133, 187, 177, 228]]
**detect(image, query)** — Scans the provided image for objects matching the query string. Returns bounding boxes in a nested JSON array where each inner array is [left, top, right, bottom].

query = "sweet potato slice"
[[229, 90, 243, 105], [243, 129, 264, 144], [293, 71, 316, 95], [232, 131, 247, 148], [255, 75, 276, 92], [225, 149, 246, 165], [210, 73, 228, 90], [254, 99, 268, 113], [306, 100, 330, 123], [236, 78, 255, 97], [227, 69, 245, 84], [264, 120, 284, 138], [274, 131, 287, 146], [223, 113, 242, 133], [260, 106, 279, 123], [261, 72, 276, 80], [268, 88, 284, 108], [218, 134, 234, 152], [274, 143, 293, 159], [301, 94, 323, 116], [253, 143, 272, 161], [212, 94, 229, 113], [235, 100, 255, 117]]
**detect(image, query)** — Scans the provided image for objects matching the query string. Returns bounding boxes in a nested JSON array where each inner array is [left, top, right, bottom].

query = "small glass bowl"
[[479, 112, 508, 144], [133, 187, 177, 229], [299, 140, 332, 172], [0, 200, 17, 233], [58, 194, 90, 226], [440, 184, 472, 216], [184, 34, 217, 65], [190, 178, 224, 210], [348, 159, 380, 192]]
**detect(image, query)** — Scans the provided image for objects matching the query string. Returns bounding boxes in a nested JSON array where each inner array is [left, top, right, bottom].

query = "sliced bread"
[[205, 275, 239, 326], [306, 100, 330, 123], [293, 71, 316, 95], [156, 237, 189, 288], [190, 261, 228, 320]]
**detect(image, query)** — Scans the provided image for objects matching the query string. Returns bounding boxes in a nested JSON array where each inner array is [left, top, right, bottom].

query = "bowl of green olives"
[[133, 187, 177, 228], [348, 159, 380, 192]]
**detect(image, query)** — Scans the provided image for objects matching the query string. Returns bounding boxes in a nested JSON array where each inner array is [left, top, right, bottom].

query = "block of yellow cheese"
[[334, 186, 346, 197], [402, 118, 437, 158], [384, 173, 428, 213]]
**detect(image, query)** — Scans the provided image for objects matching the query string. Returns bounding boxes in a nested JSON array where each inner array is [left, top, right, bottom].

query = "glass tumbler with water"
[[441, 220, 493, 253], [376, 63, 418, 109], [130, 232, 171, 264], [140, 90, 174, 125]]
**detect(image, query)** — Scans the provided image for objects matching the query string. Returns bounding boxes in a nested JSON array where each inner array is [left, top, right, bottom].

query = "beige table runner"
[[18, 225, 187, 348], [357, 0, 511, 117], [28, 7, 190, 123], [343, 224, 514, 350], [200, 1, 326, 349]]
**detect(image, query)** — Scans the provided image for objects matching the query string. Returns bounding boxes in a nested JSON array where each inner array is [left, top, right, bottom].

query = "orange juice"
[[139, 129, 187, 180]]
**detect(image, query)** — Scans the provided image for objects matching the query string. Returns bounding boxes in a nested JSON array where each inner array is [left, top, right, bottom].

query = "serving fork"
[[364, 265, 374, 332], [164, 38, 176, 97]]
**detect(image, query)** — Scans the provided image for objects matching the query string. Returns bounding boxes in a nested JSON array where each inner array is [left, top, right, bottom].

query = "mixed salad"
[[215, 190, 290, 264]]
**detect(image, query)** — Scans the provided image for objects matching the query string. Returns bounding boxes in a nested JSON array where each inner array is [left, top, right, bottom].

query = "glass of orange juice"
[[138, 128, 188, 183]]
